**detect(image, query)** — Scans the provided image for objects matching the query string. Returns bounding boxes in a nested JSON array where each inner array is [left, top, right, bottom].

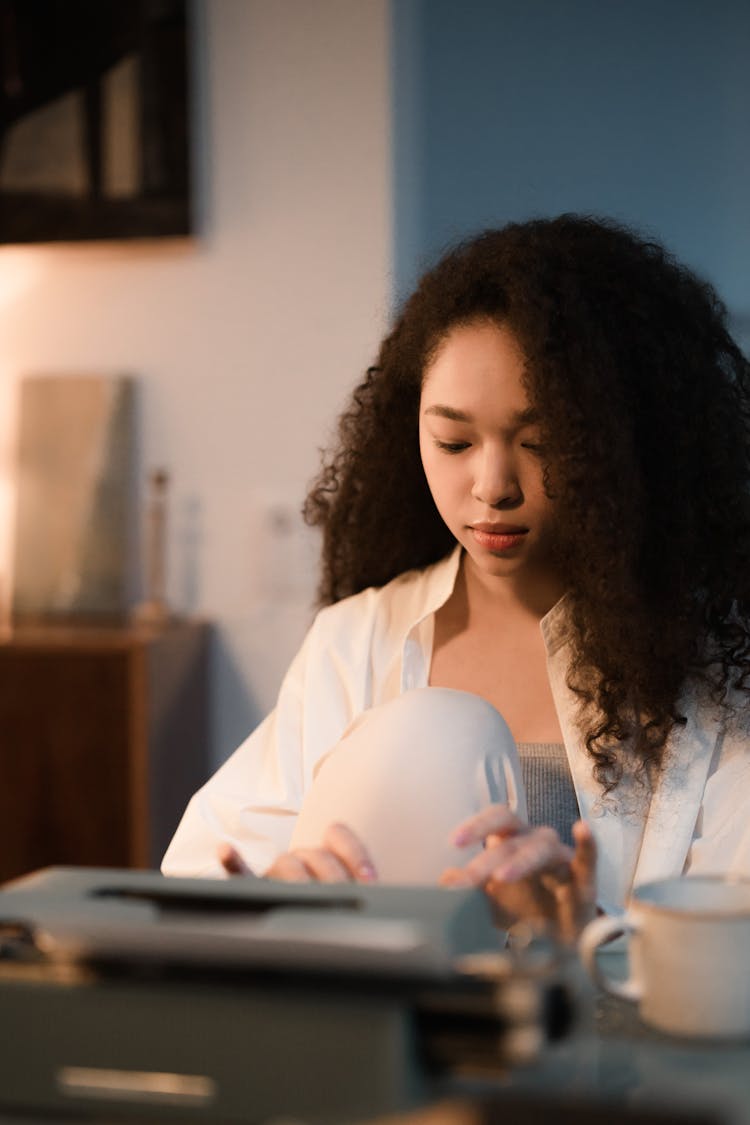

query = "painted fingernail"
[[452, 829, 471, 847], [358, 863, 377, 882]]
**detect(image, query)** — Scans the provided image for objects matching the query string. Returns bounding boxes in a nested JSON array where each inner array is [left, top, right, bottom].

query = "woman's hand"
[[440, 806, 597, 944], [218, 821, 378, 884]]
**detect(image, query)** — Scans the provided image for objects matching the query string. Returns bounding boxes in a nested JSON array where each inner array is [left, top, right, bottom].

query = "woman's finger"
[[323, 822, 378, 882], [570, 819, 597, 892], [439, 866, 473, 888], [290, 846, 353, 884], [541, 822, 598, 942], [488, 826, 573, 883], [265, 852, 314, 882], [459, 826, 572, 887], [262, 822, 377, 885], [217, 843, 255, 876], [451, 803, 525, 848]]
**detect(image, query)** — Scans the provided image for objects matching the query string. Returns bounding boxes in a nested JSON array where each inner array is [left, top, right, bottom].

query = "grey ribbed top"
[[516, 742, 579, 847]]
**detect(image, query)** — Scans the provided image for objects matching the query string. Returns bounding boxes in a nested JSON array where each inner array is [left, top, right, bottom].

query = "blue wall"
[[392, 0, 750, 343]]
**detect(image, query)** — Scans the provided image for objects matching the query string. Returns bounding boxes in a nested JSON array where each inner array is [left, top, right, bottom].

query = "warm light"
[[0, 249, 42, 630], [0, 366, 19, 631], [0, 250, 41, 311]]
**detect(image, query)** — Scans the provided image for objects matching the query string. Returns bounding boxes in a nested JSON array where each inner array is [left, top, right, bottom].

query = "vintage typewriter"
[[0, 867, 576, 1123]]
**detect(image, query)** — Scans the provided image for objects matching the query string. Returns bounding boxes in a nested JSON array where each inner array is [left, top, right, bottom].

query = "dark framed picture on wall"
[[0, 0, 192, 244]]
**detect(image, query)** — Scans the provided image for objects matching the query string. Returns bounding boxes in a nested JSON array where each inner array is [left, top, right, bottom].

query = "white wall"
[[0, 0, 392, 766]]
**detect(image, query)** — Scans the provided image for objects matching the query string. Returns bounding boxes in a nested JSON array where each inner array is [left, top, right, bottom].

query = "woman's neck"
[[460, 551, 565, 622], [430, 550, 567, 744]]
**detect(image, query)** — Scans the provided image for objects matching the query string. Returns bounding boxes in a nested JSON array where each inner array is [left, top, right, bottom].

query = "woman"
[[163, 215, 750, 939]]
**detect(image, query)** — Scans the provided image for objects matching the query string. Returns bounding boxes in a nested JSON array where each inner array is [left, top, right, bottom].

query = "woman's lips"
[[470, 524, 529, 552]]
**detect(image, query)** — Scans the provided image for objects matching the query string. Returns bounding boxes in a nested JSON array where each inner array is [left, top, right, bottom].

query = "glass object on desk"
[[133, 467, 171, 625]]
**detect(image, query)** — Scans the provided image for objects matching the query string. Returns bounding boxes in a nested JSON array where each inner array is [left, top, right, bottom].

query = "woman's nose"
[[471, 447, 521, 507]]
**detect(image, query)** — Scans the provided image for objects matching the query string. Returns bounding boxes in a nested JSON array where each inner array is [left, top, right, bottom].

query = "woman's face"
[[419, 319, 559, 592]]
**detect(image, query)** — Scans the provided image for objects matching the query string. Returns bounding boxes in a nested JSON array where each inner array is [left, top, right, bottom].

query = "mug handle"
[[578, 913, 642, 1003]]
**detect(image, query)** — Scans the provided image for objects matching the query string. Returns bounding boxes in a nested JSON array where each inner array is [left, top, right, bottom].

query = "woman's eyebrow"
[[422, 404, 539, 425], [423, 404, 472, 421]]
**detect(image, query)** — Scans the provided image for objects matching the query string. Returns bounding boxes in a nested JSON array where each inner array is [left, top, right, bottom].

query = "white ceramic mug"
[[289, 687, 526, 885], [579, 875, 750, 1038]]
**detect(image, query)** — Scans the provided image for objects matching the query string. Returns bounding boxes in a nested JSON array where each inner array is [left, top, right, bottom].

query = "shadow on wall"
[[208, 628, 262, 776], [174, 493, 202, 616]]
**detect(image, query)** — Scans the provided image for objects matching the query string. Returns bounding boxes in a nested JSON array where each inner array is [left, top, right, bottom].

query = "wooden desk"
[[0, 620, 210, 882]]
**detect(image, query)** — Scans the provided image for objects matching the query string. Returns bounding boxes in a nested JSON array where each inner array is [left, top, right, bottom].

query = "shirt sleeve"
[[161, 623, 317, 878], [159, 565, 438, 878], [160, 584, 386, 878]]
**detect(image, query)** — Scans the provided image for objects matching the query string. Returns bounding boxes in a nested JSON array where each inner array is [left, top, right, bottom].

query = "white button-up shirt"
[[162, 547, 750, 912]]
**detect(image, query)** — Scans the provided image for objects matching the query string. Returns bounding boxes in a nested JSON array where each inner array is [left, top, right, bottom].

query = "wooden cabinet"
[[0, 621, 210, 884]]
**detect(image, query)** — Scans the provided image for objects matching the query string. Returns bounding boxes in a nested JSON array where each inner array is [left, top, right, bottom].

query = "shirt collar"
[[408, 544, 571, 655], [540, 594, 572, 655], [411, 544, 463, 631]]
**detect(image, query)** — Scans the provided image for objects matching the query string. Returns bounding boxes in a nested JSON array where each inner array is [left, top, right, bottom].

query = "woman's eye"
[[435, 440, 470, 454], [521, 441, 545, 454]]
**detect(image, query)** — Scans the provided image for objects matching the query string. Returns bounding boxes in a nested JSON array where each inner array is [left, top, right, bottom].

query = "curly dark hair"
[[304, 214, 750, 789]]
